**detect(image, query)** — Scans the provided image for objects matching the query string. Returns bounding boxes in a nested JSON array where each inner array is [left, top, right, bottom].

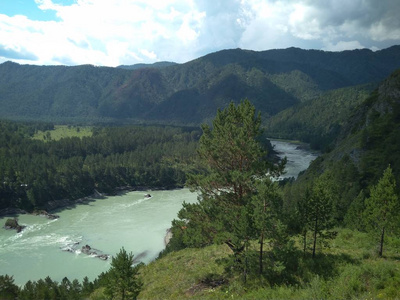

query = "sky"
[[1, 0, 400, 67]]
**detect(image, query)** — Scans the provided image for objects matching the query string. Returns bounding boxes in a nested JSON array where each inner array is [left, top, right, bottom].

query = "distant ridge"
[[0, 46, 400, 125]]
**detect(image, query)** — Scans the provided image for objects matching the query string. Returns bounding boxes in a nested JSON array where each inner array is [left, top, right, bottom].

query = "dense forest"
[[1, 46, 400, 125], [1, 47, 400, 299], [2, 93, 400, 299], [0, 122, 200, 211]]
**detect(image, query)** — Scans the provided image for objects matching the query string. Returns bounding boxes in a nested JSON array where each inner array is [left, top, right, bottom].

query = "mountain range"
[[1, 45, 400, 125]]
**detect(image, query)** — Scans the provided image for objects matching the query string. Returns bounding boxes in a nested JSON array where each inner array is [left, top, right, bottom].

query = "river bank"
[[0, 140, 317, 286], [0, 184, 185, 218]]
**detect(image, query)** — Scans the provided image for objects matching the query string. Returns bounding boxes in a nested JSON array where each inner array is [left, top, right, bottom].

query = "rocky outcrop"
[[164, 228, 173, 246], [81, 244, 110, 260], [4, 218, 26, 233], [33, 210, 59, 220], [61, 243, 109, 260]]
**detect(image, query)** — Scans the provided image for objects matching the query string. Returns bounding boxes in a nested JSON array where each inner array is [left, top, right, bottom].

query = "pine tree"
[[0, 275, 19, 300], [296, 187, 312, 254], [250, 179, 282, 274], [299, 174, 336, 257], [363, 165, 399, 257], [104, 247, 142, 300], [175, 99, 284, 279]]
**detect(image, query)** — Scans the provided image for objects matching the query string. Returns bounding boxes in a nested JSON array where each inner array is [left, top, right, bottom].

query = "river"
[[0, 140, 317, 286], [270, 139, 319, 179], [0, 189, 198, 285]]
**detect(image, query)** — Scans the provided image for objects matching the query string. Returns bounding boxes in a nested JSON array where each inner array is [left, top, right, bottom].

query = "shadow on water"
[[50, 197, 100, 214]]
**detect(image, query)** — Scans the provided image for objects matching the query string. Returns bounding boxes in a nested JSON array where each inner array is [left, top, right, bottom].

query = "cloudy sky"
[[1, 0, 400, 66]]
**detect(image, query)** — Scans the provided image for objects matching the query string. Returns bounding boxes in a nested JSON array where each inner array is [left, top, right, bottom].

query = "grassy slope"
[[138, 244, 231, 299], [134, 228, 400, 299], [32, 125, 92, 141]]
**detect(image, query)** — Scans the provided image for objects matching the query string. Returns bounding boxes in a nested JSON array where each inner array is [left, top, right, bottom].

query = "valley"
[[1, 46, 400, 299]]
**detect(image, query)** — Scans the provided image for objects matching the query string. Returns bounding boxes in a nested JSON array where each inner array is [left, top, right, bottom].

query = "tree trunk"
[[259, 197, 267, 275], [303, 230, 307, 255], [379, 226, 385, 257], [312, 217, 318, 258], [243, 242, 248, 283], [259, 231, 264, 275]]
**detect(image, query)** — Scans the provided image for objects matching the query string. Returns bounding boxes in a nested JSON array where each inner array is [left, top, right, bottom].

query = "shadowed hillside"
[[0, 46, 400, 125]]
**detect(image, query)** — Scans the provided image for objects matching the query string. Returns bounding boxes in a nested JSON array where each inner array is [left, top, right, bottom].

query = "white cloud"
[[140, 49, 157, 60], [323, 40, 366, 52], [0, 0, 399, 66], [1, 0, 208, 66], [370, 22, 400, 41]]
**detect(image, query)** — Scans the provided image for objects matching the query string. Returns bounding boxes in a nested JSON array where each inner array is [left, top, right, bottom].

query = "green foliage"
[[1, 47, 400, 126], [363, 165, 399, 256], [296, 174, 337, 257], [140, 227, 400, 299], [265, 84, 372, 151], [176, 100, 272, 248], [8, 248, 144, 299], [104, 247, 142, 300], [0, 275, 19, 300], [32, 125, 92, 141], [345, 190, 367, 230], [170, 100, 288, 283], [139, 244, 230, 299], [0, 121, 200, 211]]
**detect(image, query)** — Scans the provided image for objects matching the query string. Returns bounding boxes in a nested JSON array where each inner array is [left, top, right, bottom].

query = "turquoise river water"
[[0, 140, 317, 286]]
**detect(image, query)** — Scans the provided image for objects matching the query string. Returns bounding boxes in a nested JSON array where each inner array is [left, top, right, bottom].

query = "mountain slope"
[[291, 68, 400, 219], [264, 84, 375, 150], [0, 46, 400, 125]]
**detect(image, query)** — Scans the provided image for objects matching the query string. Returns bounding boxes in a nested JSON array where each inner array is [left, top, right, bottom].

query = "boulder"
[[80, 244, 109, 260], [81, 244, 92, 254], [4, 218, 25, 233]]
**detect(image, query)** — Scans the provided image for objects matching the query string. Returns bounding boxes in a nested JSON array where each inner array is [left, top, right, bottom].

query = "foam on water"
[[120, 195, 151, 209]]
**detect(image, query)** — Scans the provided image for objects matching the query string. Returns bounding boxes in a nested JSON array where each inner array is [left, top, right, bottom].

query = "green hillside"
[[264, 84, 375, 150], [1, 46, 400, 125], [282, 68, 400, 229], [2, 73, 400, 299]]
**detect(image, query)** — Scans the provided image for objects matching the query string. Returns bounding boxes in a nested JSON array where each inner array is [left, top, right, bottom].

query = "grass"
[[132, 228, 400, 299], [32, 125, 92, 141], [138, 244, 231, 299]]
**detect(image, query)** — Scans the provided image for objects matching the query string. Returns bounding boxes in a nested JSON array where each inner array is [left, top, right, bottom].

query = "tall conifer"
[[364, 165, 399, 257]]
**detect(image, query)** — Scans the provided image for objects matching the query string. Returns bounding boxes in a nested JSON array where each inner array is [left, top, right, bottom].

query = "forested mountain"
[[264, 83, 375, 150], [1, 46, 400, 125], [331, 68, 400, 187], [2, 70, 400, 299], [284, 68, 400, 227]]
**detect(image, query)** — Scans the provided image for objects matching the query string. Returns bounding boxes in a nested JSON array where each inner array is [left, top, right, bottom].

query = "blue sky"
[[2, 0, 76, 21], [2, 0, 54, 21], [1, 0, 400, 66]]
